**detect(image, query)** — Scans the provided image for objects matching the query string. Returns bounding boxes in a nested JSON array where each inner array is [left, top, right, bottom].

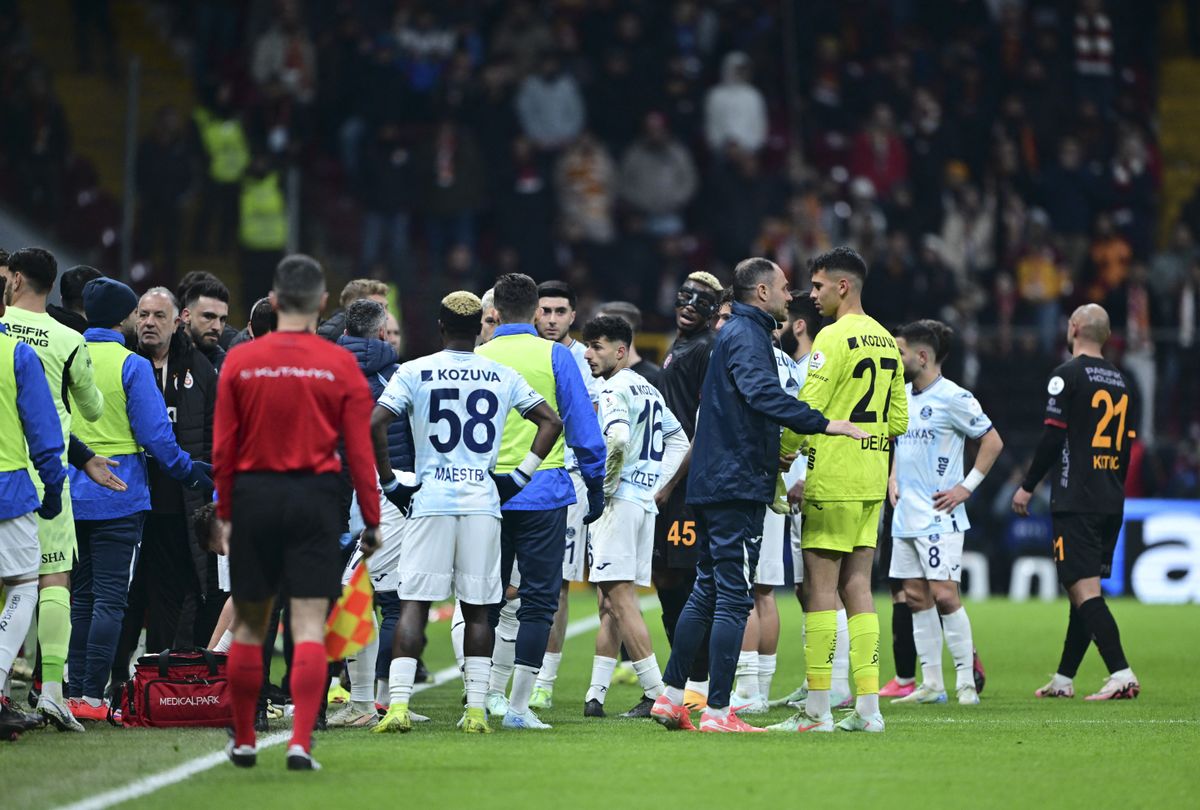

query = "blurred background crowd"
[[0, 0, 1197, 562]]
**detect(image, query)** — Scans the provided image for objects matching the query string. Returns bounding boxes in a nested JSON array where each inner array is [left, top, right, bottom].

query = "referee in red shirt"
[[212, 255, 381, 771]]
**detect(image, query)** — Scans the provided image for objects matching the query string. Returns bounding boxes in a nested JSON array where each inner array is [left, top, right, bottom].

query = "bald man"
[[1012, 304, 1140, 701]]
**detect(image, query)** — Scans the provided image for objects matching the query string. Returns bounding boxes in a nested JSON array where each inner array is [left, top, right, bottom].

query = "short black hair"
[[272, 254, 326, 314], [9, 247, 58, 294], [581, 314, 632, 347], [182, 277, 230, 310], [191, 501, 218, 553], [492, 273, 539, 323], [176, 271, 221, 309], [732, 257, 777, 303], [787, 292, 821, 339], [0, 249, 9, 267], [598, 301, 641, 333], [249, 296, 277, 337], [897, 319, 953, 363], [810, 246, 868, 282], [719, 286, 735, 307], [61, 266, 104, 310], [345, 298, 387, 338], [537, 281, 576, 309]]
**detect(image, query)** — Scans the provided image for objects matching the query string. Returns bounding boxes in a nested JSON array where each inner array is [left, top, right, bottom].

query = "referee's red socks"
[[289, 641, 326, 753], [228, 641, 264, 748]]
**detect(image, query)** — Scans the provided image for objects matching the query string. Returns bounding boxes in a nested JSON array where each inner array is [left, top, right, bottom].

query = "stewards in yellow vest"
[[472, 273, 606, 729], [0, 276, 66, 735], [64, 278, 212, 721], [238, 160, 289, 310], [191, 93, 249, 253]]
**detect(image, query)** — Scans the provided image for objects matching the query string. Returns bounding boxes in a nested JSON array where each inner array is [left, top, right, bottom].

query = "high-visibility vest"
[[70, 342, 141, 457], [239, 172, 288, 251], [475, 332, 564, 474], [193, 107, 250, 184], [0, 335, 28, 472]]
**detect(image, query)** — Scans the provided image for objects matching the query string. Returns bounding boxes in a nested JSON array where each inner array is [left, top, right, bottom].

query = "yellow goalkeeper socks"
[[848, 612, 881, 695], [803, 610, 837, 691]]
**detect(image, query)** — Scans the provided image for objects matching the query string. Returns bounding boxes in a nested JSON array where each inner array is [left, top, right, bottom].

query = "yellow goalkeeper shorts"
[[800, 499, 883, 554]]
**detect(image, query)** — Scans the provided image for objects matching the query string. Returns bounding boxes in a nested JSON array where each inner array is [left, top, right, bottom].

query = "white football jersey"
[[377, 349, 544, 518], [774, 346, 803, 394], [563, 338, 601, 471], [782, 351, 811, 490], [891, 376, 993, 538], [598, 367, 683, 513]]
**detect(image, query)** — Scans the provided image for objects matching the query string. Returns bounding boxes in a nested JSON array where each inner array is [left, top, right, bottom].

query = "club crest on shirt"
[[183, 370, 194, 389], [809, 350, 825, 371], [920, 405, 933, 420], [662, 353, 673, 369], [566, 526, 576, 539]]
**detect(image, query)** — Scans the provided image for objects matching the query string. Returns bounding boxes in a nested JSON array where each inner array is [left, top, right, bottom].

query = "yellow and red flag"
[[324, 562, 377, 661]]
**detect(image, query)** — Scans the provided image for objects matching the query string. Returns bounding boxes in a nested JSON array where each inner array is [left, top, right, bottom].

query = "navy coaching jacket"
[[686, 301, 829, 506], [337, 334, 415, 472]]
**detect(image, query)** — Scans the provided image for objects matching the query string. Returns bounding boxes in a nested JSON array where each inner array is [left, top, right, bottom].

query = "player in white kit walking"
[[368, 292, 563, 734], [580, 315, 688, 718], [889, 320, 1003, 706]]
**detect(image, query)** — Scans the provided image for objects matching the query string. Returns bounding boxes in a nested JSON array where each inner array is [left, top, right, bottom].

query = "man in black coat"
[[112, 287, 217, 683]]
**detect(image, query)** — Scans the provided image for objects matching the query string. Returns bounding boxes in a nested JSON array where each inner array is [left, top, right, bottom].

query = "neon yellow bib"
[[0, 336, 27, 472], [71, 341, 141, 456], [477, 332, 563, 473]]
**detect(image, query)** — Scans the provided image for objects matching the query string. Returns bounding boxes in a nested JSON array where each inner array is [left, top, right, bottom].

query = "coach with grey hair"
[[112, 286, 218, 681]]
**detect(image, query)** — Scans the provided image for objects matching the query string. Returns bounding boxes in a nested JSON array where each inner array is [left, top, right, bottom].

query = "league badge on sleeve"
[[809, 350, 825, 371], [1047, 376, 1065, 395]]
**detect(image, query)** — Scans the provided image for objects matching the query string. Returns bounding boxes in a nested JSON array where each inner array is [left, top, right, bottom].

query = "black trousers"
[[112, 513, 198, 683]]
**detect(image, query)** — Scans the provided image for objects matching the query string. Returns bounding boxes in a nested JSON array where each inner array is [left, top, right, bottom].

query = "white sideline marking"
[[53, 596, 656, 810], [911, 717, 1196, 726]]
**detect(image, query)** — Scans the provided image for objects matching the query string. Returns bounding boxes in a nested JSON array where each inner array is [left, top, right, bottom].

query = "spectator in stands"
[[849, 103, 909, 201], [114, 287, 218, 678], [1038, 136, 1096, 273], [705, 143, 785, 268], [941, 184, 996, 284], [191, 81, 249, 254], [490, 0, 554, 76], [1106, 126, 1156, 257], [1149, 222, 1196, 305], [137, 106, 193, 278], [495, 136, 556, 280], [704, 51, 767, 155], [357, 122, 416, 285], [1073, 0, 1116, 113], [251, 0, 316, 105], [180, 276, 231, 371], [316, 278, 388, 342], [13, 70, 69, 223], [516, 51, 585, 152], [1013, 212, 1069, 354], [238, 155, 289, 309], [1086, 213, 1132, 302], [418, 119, 486, 270], [587, 49, 649, 155], [556, 132, 617, 245], [618, 112, 698, 238], [48, 265, 102, 334]]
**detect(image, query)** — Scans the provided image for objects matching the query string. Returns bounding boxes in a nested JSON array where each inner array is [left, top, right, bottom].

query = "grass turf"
[[7, 594, 1197, 809]]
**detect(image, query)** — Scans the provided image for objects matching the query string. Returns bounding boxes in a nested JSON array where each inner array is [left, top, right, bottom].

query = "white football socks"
[[735, 650, 760, 699], [0, 581, 37, 680], [450, 601, 466, 670], [757, 653, 777, 700], [388, 657, 417, 708], [463, 656, 489, 710], [535, 651, 562, 691], [832, 608, 850, 694], [586, 655, 617, 704], [632, 654, 664, 699], [912, 607, 945, 692], [348, 621, 378, 703], [941, 607, 975, 691], [213, 629, 234, 654], [508, 664, 539, 714]]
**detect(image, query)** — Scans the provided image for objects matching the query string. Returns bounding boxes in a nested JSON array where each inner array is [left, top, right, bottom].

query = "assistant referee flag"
[[325, 562, 377, 661]]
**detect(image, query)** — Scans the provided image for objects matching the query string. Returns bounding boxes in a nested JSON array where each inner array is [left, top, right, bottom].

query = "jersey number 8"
[[428, 388, 500, 453]]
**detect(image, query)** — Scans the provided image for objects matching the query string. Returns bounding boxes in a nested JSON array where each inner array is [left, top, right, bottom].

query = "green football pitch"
[[7, 594, 1197, 810]]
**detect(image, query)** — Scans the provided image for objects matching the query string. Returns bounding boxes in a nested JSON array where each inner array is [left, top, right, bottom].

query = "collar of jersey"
[[911, 375, 944, 397], [493, 323, 538, 338]]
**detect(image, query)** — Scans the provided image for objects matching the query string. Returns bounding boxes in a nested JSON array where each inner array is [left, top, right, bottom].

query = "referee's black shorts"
[[1051, 511, 1123, 585], [229, 471, 345, 602]]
